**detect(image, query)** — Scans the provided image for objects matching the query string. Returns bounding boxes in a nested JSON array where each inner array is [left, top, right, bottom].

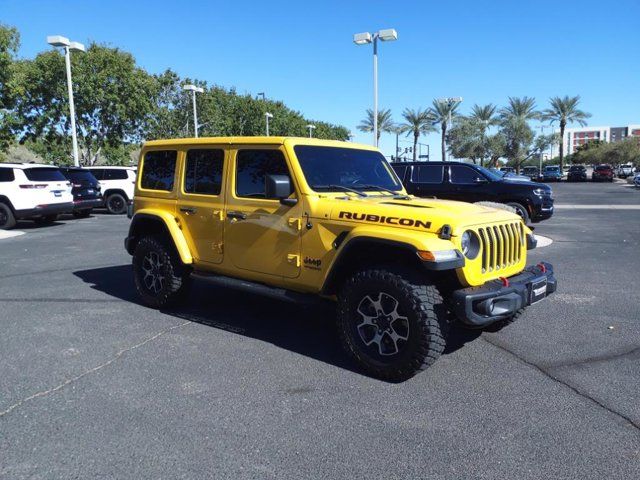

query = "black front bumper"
[[72, 197, 103, 210], [451, 262, 557, 327]]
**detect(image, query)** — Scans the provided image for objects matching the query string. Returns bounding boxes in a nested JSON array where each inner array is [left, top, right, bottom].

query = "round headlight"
[[461, 230, 480, 259]]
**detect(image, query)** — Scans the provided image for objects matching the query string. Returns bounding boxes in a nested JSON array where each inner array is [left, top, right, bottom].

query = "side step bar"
[[190, 271, 329, 306]]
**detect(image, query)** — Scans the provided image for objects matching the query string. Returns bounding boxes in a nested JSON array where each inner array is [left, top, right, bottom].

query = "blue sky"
[[2, 0, 639, 160]]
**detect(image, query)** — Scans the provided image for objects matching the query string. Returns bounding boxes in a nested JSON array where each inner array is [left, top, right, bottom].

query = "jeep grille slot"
[[477, 222, 523, 273]]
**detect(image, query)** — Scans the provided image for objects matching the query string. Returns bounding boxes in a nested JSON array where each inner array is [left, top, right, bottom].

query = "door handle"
[[180, 207, 197, 215], [227, 211, 247, 220]]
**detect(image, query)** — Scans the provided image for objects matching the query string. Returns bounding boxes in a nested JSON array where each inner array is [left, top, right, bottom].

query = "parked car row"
[[0, 163, 136, 230]]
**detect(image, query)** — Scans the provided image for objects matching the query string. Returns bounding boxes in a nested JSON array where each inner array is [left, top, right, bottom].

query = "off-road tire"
[[0, 203, 16, 230], [106, 193, 127, 215], [506, 202, 530, 225], [337, 268, 448, 382], [133, 235, 191, 309], [34, 214, 58, 225], [73, 209, 92, 218]]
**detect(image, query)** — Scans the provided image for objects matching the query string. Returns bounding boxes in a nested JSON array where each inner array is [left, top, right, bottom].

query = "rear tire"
[[506, 202, 530, 225], [106, 193, 127, 215], [133, 236, 191, 309], [337, 268, 448, 382], [0, 203, 16, 230]]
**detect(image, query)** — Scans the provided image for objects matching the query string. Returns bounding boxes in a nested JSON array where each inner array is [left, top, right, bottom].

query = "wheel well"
[[321, 238, 427, 295], [0, 196, 15, 213], [127, 215, 173, 255], [104, 189, 128, 201]]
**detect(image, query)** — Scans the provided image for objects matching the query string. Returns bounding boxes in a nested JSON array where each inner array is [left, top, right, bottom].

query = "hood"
[[326, 195, 520, 236]]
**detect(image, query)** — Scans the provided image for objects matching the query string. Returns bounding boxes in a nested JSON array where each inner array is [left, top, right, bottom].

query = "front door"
[[448, 164, 491, 203], [176, 148, 226, 264], [224, 147, 302, 279]]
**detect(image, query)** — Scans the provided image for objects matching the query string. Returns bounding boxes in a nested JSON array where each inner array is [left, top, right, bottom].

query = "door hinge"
[[288, 217, 302, 231], [287, 254, 300, 267], [213, 210, 224, 221], [212, 242, 223, 253]]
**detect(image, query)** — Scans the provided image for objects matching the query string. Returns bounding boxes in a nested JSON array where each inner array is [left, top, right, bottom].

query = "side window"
[[235, 149, 292, 199], [104, 169, 129, 180], [450, 165, 483, 185], [141, 150, 178, 191], [391, 165, 407, 181], [90, 169, 104, 180], [0, 168, 15, 182], [184, 149, 224, 196], [412, 165, 444, 184]]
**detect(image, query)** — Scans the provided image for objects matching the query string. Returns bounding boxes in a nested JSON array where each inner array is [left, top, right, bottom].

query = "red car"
[[592, 164, 614, 182]]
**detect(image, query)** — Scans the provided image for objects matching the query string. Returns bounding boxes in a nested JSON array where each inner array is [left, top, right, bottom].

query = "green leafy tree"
[[397, 108, 435, 161], [540, 95, 591, 170], [0, 24, 20, 155], [429, 99, 460, 162], [486, 133, 507, 167], [447, 118, 485, 164], [498, 97, 539, 172], [357, 108, 394, 144]]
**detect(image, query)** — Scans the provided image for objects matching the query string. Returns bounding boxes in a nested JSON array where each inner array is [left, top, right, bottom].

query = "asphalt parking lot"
[[1, 182, 639, 480]]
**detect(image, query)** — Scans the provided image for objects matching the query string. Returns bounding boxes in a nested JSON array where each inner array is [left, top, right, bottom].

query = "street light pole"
[[265, 112, 273, 136], [183, 84, 204, 138], [47, 36, 85, 167], [539, 125, 546, 172], [354, 29, 398, 148], [306, 124, 316, 138]]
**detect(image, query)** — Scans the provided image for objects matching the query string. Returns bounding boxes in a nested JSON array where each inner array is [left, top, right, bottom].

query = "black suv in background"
[[59, 167, 103, 217], [567, 165, 587, 182], [391, 161, 554, 224]]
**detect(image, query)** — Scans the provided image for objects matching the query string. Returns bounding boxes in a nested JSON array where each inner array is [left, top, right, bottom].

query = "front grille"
[[477, 222, 524, 273]]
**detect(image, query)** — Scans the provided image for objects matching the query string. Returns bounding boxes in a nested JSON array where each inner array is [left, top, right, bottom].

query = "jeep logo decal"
[[338, 211, 431, 229]]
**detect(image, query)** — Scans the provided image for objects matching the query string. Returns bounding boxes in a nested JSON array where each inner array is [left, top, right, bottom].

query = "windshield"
[[66, 170, 98, 183], [23, 168, 67, 182], [294, 145, 402, 192], [545, 166, 559, 172], [477, 166, 503, 181], [569, 166, 584, 171]]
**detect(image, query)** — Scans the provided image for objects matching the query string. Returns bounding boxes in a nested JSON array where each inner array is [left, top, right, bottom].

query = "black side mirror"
[[265, 174, 297, 205]]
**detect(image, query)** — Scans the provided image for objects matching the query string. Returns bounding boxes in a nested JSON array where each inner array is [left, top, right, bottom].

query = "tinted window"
[[411, 165, 444, 184], [103, 169, 129, 180], [184, 149, 224, 195], [569, 166, 584, 172], [294, 146, 401, 192], [449, 165, 483, 184], [23, 168, 67, 182], [141, 151, 177, 191], [0, 168, 15, 182], [595, 165, 610, 171], [236, 150, 291, 198], [89, 169, 104, 180], [391, 165, 407, 181], [66, 170, 98, 183]]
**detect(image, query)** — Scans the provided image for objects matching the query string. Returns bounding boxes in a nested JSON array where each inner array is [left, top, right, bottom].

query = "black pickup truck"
[[391, 161, 554, 224]]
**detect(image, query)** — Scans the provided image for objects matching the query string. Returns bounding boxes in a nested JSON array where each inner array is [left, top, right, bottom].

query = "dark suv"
[[58, 167, 103, 217], [391, 161, 554, 224], [567, 165, 587, 182]]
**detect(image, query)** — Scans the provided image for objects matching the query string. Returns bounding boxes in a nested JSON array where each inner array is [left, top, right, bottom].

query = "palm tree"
[[357, 109, 395, 144], [498, 97, 539, 173], [397, 108, 436, 161], [541, 95, 591, 170], [469, 104, 498, 166], [498, 96, 539, 122], [429, 99, 460, 161]]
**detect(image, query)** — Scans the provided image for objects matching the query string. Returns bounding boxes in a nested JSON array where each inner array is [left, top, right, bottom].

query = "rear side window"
[[449, 165, 482, 184], [67, 170, 98, 183], [391, 165, 407, 181], [236, 149, 291, 198], [23, 168, 67, 182], [0, 168, 15, 182], [184, 149, 224, 195], [411, 165, 444, 184], [141, 150, 177, 191], [89, 169, 104, 180], [103, 169, 129, 180]]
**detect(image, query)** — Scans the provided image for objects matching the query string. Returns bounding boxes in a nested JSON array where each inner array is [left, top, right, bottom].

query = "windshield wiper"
[[314, 185, 368, 197], [353, 184, 410, 198]]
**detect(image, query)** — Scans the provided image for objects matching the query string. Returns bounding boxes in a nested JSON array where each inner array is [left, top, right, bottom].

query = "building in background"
[[563, 124, 640, 155]]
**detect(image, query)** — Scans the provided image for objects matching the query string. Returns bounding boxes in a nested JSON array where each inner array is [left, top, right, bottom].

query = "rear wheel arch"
[[0, 195, 16, 212], [103, 188, 129, 201], [321, 237, 428, 295]]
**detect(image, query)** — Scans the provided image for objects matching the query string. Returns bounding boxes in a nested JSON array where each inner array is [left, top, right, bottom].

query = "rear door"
[[408, 164, 447, 198], [176, 147, 227, 265], [22, 167, 72, 204]]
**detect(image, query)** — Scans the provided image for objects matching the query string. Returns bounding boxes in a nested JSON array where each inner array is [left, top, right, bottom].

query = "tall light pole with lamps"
[[353, 28, 398, 147], [306, 124, 316, 138], [265, 112, 273, 136], [183, 84, 204, 138], [47, 35, 85, 167]]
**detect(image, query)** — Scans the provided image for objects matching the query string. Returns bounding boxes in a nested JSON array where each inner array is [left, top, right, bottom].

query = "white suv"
[[0, 163, 74, 230], [86, 166, 136, 214]]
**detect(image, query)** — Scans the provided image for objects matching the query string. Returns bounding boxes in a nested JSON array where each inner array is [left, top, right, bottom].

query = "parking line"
[[554, 205, 640, 210], [0, 230, 25, 240]]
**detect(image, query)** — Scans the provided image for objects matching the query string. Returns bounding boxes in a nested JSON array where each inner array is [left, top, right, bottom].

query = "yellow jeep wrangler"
[[125, 137, 556, 381]]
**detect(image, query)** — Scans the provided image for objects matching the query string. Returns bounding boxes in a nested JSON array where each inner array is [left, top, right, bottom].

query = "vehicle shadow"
[[73, 264, 483, 381]]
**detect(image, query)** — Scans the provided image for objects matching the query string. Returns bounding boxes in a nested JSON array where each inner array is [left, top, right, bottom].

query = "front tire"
[[133, 236, 191, 309], [0, 203, 16, 230], [106, 193, 127, 214], [506, 202, 530, 225], [337, 268, 448, 382]]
